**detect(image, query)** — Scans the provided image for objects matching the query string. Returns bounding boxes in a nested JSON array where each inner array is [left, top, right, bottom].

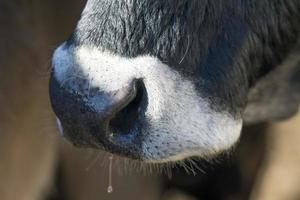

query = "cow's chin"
[[56, 116, 242, 163]]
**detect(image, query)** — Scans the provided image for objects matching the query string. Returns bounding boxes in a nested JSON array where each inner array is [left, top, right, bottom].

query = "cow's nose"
[[49, 75, 147, 153]]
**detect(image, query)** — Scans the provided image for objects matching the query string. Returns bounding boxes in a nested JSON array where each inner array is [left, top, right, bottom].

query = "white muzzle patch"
[[52, 43, 242, 162]]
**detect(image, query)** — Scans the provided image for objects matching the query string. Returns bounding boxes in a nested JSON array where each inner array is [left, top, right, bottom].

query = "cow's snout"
[[49, 44, 243, 162], [50, 65, 147, 157]]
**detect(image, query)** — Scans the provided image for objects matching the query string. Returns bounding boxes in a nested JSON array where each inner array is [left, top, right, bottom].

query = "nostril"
[[109, 79, 147, 136]]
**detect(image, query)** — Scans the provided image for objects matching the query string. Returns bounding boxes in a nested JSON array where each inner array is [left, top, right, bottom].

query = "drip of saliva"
[[107, 154, 114, 194]]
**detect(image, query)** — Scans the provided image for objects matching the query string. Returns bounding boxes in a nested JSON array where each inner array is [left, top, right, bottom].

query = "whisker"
[[188, 158, 206, 174], [179, 35, 190, 65], [85, 152, 102, 171]]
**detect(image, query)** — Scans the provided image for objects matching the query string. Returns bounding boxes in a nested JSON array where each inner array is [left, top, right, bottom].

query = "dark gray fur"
[[67, 0, 300, 120]]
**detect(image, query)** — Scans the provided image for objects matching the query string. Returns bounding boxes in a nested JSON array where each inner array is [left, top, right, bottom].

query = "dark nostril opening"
[[109, 80, 147, 136]]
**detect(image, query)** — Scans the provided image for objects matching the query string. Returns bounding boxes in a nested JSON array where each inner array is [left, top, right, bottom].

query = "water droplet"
[[107, 186, 113, 193], [107, 154, 114, 194]]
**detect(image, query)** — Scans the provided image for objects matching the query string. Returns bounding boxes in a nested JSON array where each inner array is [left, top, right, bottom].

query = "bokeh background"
[[0, 1, 299, 200]]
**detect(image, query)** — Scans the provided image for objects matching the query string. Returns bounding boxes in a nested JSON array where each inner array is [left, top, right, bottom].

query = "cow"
[[49, 0, 300, 163], [1, 0, 300, 200]]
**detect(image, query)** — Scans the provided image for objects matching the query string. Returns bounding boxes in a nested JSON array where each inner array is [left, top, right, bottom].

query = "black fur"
[[67, 0, 300, 117]]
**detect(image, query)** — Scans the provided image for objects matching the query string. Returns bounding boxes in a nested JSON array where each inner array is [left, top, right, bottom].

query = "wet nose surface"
[[49, 74, 147, 158]]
